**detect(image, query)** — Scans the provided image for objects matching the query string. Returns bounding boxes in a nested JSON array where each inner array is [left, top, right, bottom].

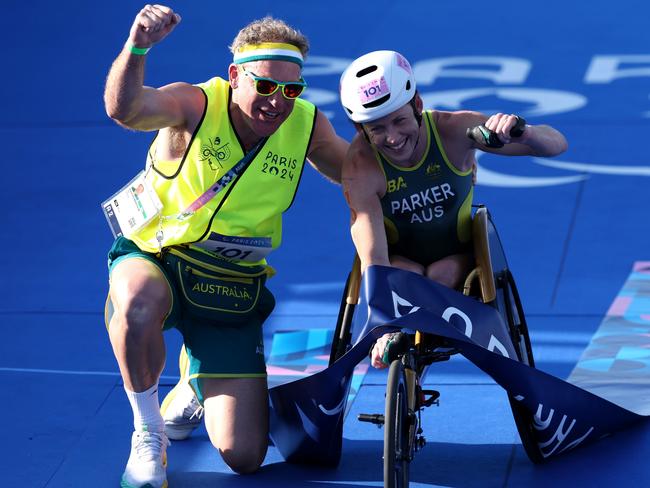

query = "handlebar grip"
[[466, 116, 527, 148], [466, 125, 504, 148], [510, 116, 526, 137]]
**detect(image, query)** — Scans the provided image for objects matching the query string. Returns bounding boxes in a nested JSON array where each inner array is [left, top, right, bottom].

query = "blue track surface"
[[2, 0, 650, 486]]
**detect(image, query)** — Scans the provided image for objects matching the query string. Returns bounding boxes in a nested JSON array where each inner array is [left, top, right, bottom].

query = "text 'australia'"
[[192, 283, 253, 300]]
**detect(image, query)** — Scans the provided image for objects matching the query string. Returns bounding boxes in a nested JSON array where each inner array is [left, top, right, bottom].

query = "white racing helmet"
[[340, 50, 416, 123]]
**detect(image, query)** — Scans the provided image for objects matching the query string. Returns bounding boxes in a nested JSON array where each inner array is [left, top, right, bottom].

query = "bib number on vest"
[[193, 232, 273, 262]]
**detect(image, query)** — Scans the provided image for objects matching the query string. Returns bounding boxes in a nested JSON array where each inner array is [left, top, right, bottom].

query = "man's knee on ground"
[[218, 441, 267, 474]]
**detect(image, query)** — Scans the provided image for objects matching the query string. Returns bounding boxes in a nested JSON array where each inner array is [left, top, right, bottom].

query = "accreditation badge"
[[101, 171, 163, 238]]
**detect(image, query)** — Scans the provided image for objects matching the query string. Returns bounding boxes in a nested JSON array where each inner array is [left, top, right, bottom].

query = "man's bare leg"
[[108, 258, 170, 392], [108, 257, 173, 488], [203, 377, 269, 474]]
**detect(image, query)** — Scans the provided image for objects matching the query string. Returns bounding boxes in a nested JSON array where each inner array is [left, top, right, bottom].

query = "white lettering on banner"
[[420, 88, 587, 117], [531, 403, 596, 458], [487, 336, 510, 357], [389, 293, 507, 355], [442, 307, 473, 338], [390, 294, 473, 338], [538, 415, 577, 458], [557, 427, 594, 455], [413, 57, 531, 85], [317, 395, 346, 415], [585, 55, 650, 83], [534, 404, 554, 430], [391, 291, 420, 318]]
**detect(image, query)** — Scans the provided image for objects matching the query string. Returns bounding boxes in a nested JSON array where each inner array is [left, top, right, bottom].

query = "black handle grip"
[[466, 125, 504, 148], [509, 115, 526, 137], [466, 116, 527, 148]]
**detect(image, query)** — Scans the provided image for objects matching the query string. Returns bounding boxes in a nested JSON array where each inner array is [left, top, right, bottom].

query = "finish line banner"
[[268, 265, 646, 465]]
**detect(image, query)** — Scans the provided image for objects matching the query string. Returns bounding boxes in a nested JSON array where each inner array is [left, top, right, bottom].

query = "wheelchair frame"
[[328, 206, 542, 488]]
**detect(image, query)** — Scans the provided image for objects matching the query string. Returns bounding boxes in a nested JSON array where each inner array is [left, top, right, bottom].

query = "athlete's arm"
[[104, 5, 203, 131], [342, 135, 390, 273], [306, 110, 349, 183], [442, 111, 568, 158], [482, 112, 568, 156]]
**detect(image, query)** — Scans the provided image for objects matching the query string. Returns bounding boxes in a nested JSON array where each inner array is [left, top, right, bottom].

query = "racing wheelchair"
[[328, 205, 542, 488]]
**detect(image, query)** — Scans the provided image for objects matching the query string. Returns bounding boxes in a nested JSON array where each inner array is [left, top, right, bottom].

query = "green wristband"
[[128, 42, 150, 55]]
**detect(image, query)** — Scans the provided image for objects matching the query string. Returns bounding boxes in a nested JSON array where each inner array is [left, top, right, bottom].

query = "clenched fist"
[[128, 4, 181, 48]]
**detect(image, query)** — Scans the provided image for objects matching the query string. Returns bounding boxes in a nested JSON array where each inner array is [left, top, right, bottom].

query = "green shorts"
[[106, 237, 275, 402]]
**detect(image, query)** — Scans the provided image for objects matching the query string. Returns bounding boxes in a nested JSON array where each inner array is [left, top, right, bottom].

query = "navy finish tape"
[[268, 265, 644, 465]]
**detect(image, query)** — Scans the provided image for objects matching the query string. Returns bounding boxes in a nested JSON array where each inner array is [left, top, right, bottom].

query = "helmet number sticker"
[[358, 76, 389, 104]]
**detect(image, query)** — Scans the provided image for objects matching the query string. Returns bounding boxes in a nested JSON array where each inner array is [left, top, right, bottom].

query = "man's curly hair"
[[230, 16, 309, 59]]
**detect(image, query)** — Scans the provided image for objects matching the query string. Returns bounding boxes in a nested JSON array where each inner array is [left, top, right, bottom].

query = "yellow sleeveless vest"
[[130, 77, 316, 263]]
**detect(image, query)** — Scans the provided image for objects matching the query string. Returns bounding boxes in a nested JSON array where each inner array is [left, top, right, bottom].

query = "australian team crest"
[[200, 136, 231, 171], [426, 162, 441, 178]]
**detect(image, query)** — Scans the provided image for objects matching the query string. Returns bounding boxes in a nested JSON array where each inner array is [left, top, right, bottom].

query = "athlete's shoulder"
[[430, 110, 488, 150], [434, 110, 486, 130]]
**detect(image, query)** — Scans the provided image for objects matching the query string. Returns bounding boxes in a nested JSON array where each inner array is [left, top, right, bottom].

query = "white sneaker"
[[120, 430, 170, 488], [161, 382, 204, 441]]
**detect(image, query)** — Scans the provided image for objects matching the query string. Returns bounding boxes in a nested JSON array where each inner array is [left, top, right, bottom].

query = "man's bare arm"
[[103, 5, 200, 131], [342, 137, 390, 272], [306, 110, 349, 184]]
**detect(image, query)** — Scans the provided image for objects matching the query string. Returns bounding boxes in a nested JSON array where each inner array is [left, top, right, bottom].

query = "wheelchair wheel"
[[384, 359, 410, 488], [484, 208, 543, 463], [500, 270, 535, 367], [497, 270, 544, 464]]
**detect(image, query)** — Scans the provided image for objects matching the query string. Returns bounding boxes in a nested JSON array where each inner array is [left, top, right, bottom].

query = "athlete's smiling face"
[[230, 60, 302, 139], [362, 100, 424, 166]]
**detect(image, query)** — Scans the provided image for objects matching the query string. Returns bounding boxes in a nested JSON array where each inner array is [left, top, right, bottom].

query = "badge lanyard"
[[155, 137, 268, 249], [175, 137, 267, 221], [102, 137, 267, 250]]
